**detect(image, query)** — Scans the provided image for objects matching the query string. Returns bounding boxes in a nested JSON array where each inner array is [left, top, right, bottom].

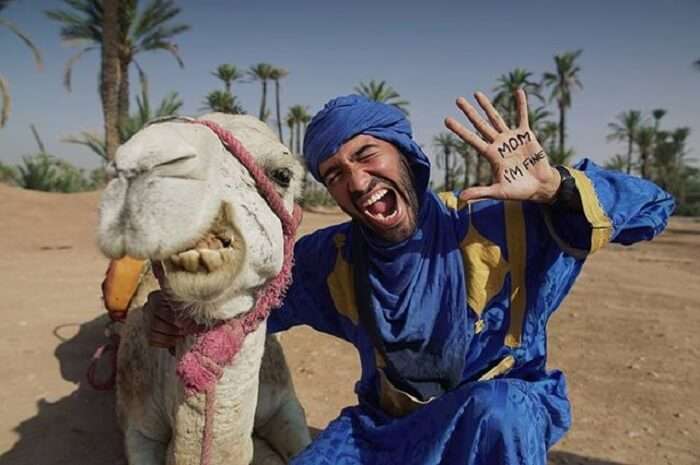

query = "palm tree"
[[101, 0, 120, 160], [270, 67, 288, 141], [248, 63, 275, 122], [46, 0, 189, 135], [635, 126, 656, 178], [211, 64, 244, 94], [287, 105, 311, 155], [607, 110, 643, 175], [454, 140, 475, 188], [0, 0, 43, 127], [120, 79, 182, 141], [693, 59, 700, 71], [433, 133, 459, 191], [492, 68, 542, 127], [538, 121, 559, 157], [66, 79, 183, 161], [604, 154, 628, 172], [204, 65, 245, 115], [202, 90, 244, 115], [549, 147, 575, 166], [543, 50, 584, 156], [354, 80, 409, 115]]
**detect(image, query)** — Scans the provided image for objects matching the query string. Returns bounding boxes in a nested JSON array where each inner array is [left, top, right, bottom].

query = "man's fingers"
[[474, 92, 508, 132], [455, 97, 498, 142], [459, 184, 502, 202], [444, 117, 489, 153], [515, 88, 529, 129], [152, 313, 185, 336], [149, 330, 179, 349]]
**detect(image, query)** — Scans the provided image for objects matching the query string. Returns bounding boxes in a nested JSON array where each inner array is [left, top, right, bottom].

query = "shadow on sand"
[[0, 314, 125, 465], [0, 315, 631, 465]]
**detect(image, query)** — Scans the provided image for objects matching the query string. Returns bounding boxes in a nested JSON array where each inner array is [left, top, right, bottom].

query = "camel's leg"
[[252, 436, 285, 465], [125, 427, 168, 465], [255, 396, 311, 461], [255, 335, 312, 461]]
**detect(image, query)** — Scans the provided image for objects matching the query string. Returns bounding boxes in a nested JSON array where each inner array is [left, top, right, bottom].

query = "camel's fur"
[[98, 114, 311, 465]]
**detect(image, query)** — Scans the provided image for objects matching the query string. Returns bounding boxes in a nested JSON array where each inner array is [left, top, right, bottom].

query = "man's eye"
[[358, 152, 377, 161], [325, 173, 339, 185]]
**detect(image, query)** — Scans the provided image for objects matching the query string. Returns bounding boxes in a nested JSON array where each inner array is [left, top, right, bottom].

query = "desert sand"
[[0, 183, 698, 465]]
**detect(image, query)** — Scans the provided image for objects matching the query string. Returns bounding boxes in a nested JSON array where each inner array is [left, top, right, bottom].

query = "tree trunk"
[[102, 0, 121, 161], [259, 81, 267, 122], [295, 122, 301, 155], [443, 149, 450, 191], [558, 101, 566, 156], [118, 56, 130, 142], [626, 135, 633, 175], [274, 80, 282, 141], [641, 150, 648, 178], [462, 154, 470, 188], [475, 155, 483, 186], [288, 123, 294, 153]]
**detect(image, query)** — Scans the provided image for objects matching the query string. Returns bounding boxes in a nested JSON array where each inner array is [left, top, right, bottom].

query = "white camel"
[[97, 114, 312, 465]]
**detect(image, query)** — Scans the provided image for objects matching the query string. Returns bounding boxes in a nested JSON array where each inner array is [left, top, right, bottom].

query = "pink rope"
[[86, 333, 120, 391]]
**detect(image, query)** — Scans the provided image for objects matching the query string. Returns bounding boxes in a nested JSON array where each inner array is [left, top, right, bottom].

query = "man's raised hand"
[[444, 89, 561, 204]]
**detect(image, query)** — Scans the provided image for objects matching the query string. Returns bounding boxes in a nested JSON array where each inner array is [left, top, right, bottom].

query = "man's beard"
[[347, 157, 420, 243]]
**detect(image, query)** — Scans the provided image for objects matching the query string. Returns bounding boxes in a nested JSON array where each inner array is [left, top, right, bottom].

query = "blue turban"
[[303, 95, 431, 194]]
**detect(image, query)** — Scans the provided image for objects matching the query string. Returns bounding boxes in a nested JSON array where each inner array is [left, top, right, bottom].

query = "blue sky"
[[1, 0, 698, 181]]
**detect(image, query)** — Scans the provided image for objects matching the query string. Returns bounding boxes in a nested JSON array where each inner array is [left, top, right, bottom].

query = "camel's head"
[[98, 114, 303, 322]]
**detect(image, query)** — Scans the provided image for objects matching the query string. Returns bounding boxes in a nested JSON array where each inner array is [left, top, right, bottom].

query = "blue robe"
[[267, 160, 674, 465]]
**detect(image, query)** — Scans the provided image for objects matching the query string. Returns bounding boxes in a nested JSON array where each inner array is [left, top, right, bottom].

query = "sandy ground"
[[0, 183, 698, 465]]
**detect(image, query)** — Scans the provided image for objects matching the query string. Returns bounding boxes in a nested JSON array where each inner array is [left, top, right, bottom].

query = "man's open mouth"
[[358, 187, 403, 229]]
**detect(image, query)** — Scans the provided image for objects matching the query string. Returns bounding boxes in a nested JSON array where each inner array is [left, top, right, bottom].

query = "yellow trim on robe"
[[378, 368, 434, 417], [438, 192, 458, 210], [459, 224, 509, 317], [438, 191, 471, 211], [326, 234, 360, 325], [567, 167, 613, 253], [477, 355, 515, 381], [504, 201, 527, 348]]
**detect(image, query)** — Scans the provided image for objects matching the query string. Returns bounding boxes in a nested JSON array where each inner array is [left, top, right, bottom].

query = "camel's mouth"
[[166, 207, 243, 275]]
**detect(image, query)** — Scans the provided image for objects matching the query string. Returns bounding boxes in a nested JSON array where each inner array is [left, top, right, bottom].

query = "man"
[[155, 90, 674, 464]]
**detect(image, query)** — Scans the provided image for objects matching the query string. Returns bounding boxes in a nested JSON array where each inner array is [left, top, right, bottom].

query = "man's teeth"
[[169, 235, 236, 273], [362, 189, 388, 208], [365, 209, 399, 221]]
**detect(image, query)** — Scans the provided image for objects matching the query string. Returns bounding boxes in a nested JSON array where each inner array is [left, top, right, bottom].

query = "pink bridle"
[[151, 118, 303, 465]]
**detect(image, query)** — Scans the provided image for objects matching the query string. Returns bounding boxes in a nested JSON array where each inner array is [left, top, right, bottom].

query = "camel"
[[97, 114, 312, 465]]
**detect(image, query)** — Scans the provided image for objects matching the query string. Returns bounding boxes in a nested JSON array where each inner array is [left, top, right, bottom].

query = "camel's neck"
[[168, 322, 267, 465]]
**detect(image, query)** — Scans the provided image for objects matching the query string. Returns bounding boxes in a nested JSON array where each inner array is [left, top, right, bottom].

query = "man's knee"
[[467, 380, 544, 441]]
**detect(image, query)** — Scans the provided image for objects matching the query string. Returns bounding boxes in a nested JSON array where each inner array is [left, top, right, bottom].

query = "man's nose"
[[347, 168, 372, 195]]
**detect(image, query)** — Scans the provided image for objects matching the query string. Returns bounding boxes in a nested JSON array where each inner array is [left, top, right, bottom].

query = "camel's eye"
[[269, 167, 292, 188]]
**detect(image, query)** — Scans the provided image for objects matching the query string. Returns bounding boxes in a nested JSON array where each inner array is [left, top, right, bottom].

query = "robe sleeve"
[[266, 226, 354, 341], [541, 159, 674, 258]]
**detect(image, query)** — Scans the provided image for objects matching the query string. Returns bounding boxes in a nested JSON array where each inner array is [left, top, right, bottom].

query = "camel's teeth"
[[221, 248, 235, 264], [208, 236, 223, 250], [200, 249, 223, 272], [179, 250, 200, 272], [170, 254, 182, 268]]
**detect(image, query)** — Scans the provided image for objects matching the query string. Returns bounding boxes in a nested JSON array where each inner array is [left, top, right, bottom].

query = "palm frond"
[[0, 74, 10, 128], [63, 131, 108, 162], [62, 46, 97, 91], [137, 40, 184, 67], [0, 18, 43, 69]]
